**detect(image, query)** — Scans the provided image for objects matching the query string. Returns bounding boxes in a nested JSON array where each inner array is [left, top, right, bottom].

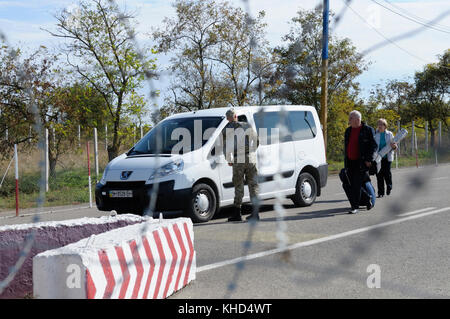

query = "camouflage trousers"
[[232, 162, 259, 207]]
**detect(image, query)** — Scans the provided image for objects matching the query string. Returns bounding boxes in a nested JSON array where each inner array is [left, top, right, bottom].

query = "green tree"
[[267, 8, 369, 156], [153, 0, 276, 115], [46, 82, 112, 176], [270, 8, 369, 112], [0, 44, 94, 175], [326, 90, 359, 160], [207, 9, 277, 106], [153, 0, 231, 113], [64, 83, 109, 130], [0, 44, 41, 157], [370, 79, 415, 125], [411, 50, 449, 147], [47, 0, 157, 160]]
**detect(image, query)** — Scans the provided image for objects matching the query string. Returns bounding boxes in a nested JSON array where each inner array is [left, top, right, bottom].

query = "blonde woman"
[[374, 119, 397, 197]]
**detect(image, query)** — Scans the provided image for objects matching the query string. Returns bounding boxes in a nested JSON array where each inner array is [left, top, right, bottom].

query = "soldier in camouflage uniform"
[[222, 109, 260, 222]]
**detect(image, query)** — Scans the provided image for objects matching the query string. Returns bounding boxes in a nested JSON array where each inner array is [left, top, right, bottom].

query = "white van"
[[95, 105, 328, 222]]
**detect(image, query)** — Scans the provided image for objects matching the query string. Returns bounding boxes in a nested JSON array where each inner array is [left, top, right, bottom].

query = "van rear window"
[[253, 111, 291, 145], [253, 110, 317, 144], [288, 111, 317, 141]]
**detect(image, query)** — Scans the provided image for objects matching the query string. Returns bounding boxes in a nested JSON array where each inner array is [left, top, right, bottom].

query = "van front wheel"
[[291, 172, 317, 207], [186, 183, 217, 223]]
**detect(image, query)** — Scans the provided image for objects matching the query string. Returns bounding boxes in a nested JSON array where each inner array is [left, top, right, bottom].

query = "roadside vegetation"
[[1, 146, 448, 212]]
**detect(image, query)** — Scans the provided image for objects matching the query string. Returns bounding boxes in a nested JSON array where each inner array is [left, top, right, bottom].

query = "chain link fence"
[[0, 0, 449, 298]]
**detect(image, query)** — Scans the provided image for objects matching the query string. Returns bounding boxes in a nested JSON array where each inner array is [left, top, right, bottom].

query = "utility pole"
[[320, 0, 329, 152]]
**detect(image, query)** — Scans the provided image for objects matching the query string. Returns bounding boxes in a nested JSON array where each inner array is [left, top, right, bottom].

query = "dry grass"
[[0, 140, 132, 211]]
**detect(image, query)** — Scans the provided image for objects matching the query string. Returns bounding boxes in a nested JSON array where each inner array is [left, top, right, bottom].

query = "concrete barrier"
[[33, 217, 196, 299], [0, 214, 148, 299]]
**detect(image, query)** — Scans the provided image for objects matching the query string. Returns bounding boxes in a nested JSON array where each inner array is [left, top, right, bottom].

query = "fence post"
[[45, 128, 49, 192], [52, 126, 56, 149], [411, 121, 415, 156], [94, 128, 99, 183], [415, 132, 418, 168], [14, 144, 19, 217], [87, 141, 93, 209], [435, 147, 438, 166]]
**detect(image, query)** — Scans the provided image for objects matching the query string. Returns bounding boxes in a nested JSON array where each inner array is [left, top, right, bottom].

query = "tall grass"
[[0, 142, 112, 211]]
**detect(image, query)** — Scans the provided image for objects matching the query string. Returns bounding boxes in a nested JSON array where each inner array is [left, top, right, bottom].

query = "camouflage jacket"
[[221, 121, 259, 164]]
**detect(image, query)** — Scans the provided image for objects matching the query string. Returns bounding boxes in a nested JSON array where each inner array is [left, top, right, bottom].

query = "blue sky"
[[1, 0, 449, 114]]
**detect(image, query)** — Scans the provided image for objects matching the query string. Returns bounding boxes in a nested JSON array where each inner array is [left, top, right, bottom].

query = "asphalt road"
[[175, 163, 450, 299], [1, 163, 449, 298]]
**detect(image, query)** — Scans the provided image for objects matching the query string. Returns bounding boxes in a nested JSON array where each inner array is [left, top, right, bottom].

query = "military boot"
[[228, 205, 243, 222]]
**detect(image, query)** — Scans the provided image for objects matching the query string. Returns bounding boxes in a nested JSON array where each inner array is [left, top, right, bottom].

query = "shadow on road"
[[193, 204, 352, 227], [316, 199, 348, 204], [259, 207, 351, 223]]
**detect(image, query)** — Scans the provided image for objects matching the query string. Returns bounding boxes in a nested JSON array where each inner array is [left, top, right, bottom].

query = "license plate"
[[109, 190, 133, 198]]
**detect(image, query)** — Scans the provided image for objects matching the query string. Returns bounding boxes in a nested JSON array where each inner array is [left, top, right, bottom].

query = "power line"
[[342, 0, 442, 66], [362, 10, 450, 58], [383, 0, 450, 32], [369, 0, 450, 34]]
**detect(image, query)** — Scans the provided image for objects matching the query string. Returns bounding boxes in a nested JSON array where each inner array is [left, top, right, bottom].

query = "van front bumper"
[[318, 163, 328, 188], [95, 180, 192, 214]]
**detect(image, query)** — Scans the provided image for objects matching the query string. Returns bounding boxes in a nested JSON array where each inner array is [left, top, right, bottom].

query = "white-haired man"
[[344, 110, 378, 214]]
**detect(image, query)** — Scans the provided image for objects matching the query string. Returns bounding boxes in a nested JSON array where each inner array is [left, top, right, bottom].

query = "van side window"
[[288, 111, 317, 141], [253, 112, 291, 145], [238, 115, 248, 122]]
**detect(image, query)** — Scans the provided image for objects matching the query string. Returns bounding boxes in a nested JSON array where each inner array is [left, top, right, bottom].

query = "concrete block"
[[33, 217, 195, 299], [0, 214, 148, 299]]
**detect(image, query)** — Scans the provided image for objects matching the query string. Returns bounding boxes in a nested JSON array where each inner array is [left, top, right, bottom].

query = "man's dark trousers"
[[347, 159, 365, 210]]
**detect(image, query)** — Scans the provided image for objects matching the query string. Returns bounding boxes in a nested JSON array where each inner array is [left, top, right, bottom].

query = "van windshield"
[[128, 116, 224, 155]]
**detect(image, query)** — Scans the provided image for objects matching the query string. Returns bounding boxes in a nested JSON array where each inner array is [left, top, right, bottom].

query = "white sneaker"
[[348, 209, 359, 214]]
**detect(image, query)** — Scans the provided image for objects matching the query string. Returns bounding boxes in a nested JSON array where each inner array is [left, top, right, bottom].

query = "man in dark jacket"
[[344, 110, 378, 214]]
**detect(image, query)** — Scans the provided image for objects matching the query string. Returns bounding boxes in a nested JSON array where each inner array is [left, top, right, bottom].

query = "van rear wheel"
[[185, 183, 217, 223], [291, 172, 317, 207]]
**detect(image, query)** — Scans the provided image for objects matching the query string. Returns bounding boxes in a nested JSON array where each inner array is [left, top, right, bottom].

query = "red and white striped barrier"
[[33, 217, 195, 299]]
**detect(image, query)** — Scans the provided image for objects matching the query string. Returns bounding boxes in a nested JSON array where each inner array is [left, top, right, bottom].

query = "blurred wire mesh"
[[0, 0, 448, 298]]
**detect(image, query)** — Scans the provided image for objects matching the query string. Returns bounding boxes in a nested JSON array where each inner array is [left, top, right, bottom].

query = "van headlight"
[[99, 164, 111, 185], [148, 159, 184, 180]]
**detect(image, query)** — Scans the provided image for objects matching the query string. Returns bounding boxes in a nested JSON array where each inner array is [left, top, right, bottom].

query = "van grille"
[[105, 181, 146, 189]]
